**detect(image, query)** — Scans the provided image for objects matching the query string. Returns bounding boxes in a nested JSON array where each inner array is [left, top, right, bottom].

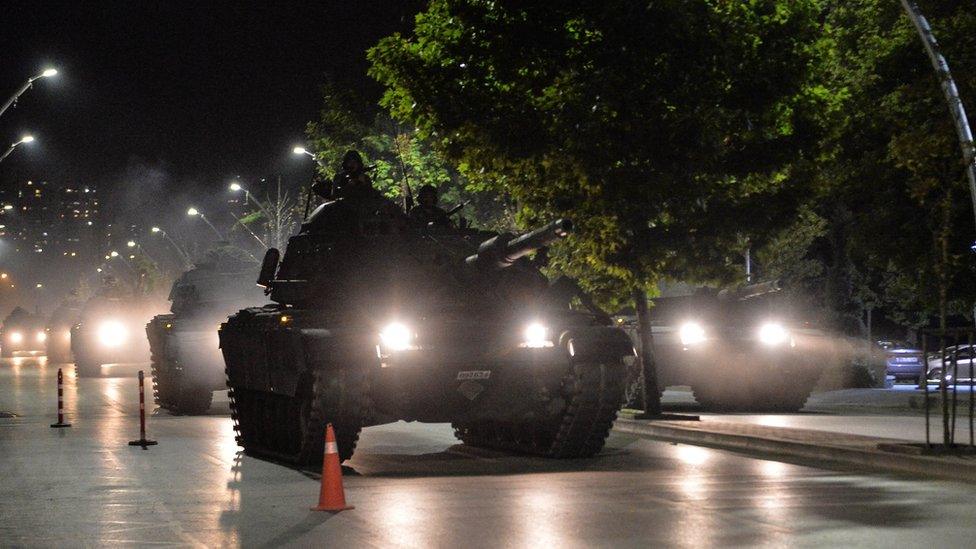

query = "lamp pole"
[[0, 69, 57, 120], [0, 135, 34, 164], [187, 208, 225, 240], [151, 227, 192, 269]]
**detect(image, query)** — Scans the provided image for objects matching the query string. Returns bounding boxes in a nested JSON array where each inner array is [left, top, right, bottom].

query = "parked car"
[[877, 339, 925, 384], [926, 344, 975, 385]]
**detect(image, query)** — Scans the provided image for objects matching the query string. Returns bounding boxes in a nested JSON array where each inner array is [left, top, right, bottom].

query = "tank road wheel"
[[453, 361, 627, 458], [309, 366, 366, 463]]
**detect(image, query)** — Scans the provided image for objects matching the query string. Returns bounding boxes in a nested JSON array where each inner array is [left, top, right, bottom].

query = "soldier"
[[409, 184, 452, 227], [312, 150, 378, 200]]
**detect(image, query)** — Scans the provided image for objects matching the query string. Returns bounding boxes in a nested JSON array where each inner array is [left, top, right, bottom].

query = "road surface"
[[2, 356, 975, 547]]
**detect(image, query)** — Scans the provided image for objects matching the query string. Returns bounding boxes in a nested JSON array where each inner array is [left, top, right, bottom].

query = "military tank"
[[622, 281, 831, 412], [147, 249, 266, 414], [2, 306, 47, 357], [46, 294, 82, 363], [220, 196, 634, 464], [72, 280, 160, 377]]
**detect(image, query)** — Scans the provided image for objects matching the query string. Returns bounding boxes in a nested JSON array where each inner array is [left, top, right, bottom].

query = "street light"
[[229, 182, 242, 192], [150, 226, 192, 269], [0, 135, 35, 164], [127, 240, 136, 248], [0, 68, 58, 120], [186, 207, 225, 239]]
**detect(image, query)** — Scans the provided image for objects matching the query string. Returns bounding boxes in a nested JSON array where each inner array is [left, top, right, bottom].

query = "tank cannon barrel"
[[716, 279, 782, 302], [466, 218, 573, 270]]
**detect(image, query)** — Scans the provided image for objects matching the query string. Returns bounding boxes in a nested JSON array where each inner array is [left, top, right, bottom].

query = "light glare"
[[97, 320, 128, 348], [679, 322, 707, 346], [758, 322, 789, 346], [380, 322, 414, 351]]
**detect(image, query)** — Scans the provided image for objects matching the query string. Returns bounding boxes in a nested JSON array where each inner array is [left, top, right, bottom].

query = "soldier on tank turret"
[[312, 149, 382, 201], [409, 184, 452, 228]]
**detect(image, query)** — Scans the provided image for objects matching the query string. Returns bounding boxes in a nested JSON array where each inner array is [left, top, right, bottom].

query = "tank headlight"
[[36, 331, 46, 343], [758, 322, 790, 346], [9, 331, 23, 344], [379, 322, 415, 351], [97, 320, 128, 348], [679, 322, 706, 346], [520, 322, 553, 348]]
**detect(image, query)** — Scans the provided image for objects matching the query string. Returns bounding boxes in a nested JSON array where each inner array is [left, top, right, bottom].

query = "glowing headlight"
[[9, 331, 23, 344], [520, 322, 554, 348], [36, 331, 46, 343], [679, 322, 706, 346], [97, 320, 128, 348], [379, 322, 415, 351], [758, 322, 790, 346]]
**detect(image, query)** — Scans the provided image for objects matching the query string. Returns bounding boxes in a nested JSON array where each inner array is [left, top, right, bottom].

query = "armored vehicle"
[[72, 285, 160, 377], [623, 281, 831, 412], [147, 250, 266, 414], [220, 197, 634, 464], [2, 307, 47, 357], [46, 296, 82, 363]]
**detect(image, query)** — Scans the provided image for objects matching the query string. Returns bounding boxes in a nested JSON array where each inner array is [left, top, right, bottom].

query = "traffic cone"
[[312, 423, 354, 512]]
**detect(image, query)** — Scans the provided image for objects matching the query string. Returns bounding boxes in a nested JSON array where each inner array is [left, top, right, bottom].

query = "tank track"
[[452, 361, 626, 458], [228, 363, 369, 466]]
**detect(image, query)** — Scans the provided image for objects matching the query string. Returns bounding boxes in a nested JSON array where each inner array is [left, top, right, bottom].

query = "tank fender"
[[265, 328, 307, 396], [559, 326, 636, 363]]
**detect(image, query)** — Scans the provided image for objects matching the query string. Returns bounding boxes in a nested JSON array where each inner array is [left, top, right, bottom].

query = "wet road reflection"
[[2, 356, 976, 547]]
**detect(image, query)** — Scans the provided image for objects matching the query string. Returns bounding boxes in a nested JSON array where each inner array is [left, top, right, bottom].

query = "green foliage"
[[369, 0, 824, 302], [305, 80, 513, 229]]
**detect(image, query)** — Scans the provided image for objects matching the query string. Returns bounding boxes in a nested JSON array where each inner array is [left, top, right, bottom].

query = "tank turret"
[[465, 219, 573, 270]]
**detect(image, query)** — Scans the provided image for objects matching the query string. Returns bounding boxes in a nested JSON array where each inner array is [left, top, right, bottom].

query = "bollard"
[[128, 370, 157, 448], [50, 368, 71, 428]]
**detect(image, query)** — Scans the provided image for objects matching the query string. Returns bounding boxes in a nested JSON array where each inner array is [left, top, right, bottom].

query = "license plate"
[[894, 357, 919, 363], [457, 370, 491, 381]]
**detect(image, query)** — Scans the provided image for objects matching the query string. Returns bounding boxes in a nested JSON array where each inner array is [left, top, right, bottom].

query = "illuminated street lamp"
[[150, 226, 192, 269], [0, 68, 58, 121], [186, 207, 225, 239], [0, 135, 35, 164], [293, 145, 326, 168]]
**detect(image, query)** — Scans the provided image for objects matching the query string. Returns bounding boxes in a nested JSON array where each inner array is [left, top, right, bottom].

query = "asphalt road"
[[2, 356, 976, 548]]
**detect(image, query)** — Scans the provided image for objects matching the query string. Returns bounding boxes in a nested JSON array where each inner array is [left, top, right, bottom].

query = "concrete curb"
[[613, 418, 976, 484]]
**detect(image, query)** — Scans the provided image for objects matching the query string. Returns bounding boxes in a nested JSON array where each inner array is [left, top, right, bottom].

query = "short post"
[[49, 368, 71, 428], [128, 370, 157, 448]]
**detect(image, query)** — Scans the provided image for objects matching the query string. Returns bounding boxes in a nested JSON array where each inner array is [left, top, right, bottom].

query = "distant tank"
[[46, 295, 82, 363], [146, 249, 266, 414], [622, 281, 831, 412], [72, 278, 161, 377], [220, 196, 634, 464], [1, 306, 47, 357]]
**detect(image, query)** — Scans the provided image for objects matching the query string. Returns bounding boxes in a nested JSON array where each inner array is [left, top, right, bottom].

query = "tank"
[[71, 282, 162, 377], [1, 307, 47, 357], [146, 249, 267, 414], [622, 281, 831, 412], [219, 197, 634, 464], [46, 296, 82, 363]]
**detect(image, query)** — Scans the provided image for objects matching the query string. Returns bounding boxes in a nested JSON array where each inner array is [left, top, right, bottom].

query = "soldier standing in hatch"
[[409, 184, 452, 227], [312, 149, 380, 201]]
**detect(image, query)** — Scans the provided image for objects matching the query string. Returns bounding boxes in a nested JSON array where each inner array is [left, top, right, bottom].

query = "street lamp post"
[[0, 135, 34, 164], [150, 226, 192, 269], [294, 146, 327, 218], [187, 207, 225, 240], [0, 68, 57, 120]]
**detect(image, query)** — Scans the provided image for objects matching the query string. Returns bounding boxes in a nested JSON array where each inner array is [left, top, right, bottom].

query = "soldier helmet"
[[341, 150, 364, 172], [417, 184, 437, 200]]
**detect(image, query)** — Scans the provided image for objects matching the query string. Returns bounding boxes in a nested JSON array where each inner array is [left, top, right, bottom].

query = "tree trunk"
[[632, 286, 662, 416]]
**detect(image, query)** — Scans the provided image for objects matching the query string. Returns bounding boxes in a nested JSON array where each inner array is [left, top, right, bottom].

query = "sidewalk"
[[613, 415, 976, 483]]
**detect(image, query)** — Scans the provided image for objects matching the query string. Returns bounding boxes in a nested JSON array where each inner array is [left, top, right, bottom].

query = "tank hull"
[[220, 306, 633, 464], [147, 315, 226, 414]]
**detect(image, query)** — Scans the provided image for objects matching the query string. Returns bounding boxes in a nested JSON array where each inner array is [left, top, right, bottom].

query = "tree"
[[811, 0, 976, 333], [369, 0, 823, 413]]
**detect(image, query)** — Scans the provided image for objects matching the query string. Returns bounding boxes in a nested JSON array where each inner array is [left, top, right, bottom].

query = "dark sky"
[[0, 1, 420, 202]]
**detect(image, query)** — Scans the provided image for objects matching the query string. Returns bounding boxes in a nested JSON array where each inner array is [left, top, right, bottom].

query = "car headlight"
[[379, 322, 415, 352], [36, 331, 46, 343], [97, 320, 128, 348], [519, 322, 554, 348], [758, 322, 790, 346], [9, 331, 23, 344], [679, 321, 706, 346]]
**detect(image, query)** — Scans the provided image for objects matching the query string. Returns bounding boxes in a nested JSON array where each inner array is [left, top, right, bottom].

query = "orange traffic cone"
[[312, 423, 354, 512]]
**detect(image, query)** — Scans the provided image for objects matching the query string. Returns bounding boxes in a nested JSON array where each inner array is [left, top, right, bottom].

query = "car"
[[1, 306, 48, 357], [926, 344, 975, 385], [877, 339, 925, 384]]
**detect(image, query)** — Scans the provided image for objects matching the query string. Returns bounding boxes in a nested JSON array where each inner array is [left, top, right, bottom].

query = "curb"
[[613, 418, 976, 484]]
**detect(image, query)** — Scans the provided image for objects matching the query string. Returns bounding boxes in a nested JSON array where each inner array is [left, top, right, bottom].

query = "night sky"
[[0, 1, 419, 207]]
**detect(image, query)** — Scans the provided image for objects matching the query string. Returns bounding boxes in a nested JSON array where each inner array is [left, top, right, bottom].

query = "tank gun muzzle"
[[465, 218, 573, 270]]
